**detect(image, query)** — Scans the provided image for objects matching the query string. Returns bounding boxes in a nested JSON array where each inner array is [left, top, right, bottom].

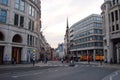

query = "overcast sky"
[[41, 0, 104, 48]]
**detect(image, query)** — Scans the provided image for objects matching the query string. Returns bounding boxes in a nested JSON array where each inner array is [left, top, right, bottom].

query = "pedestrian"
[[88, 56, 90, 64], [110, 58, 112, 64], [12, 57, 16, 65], [46, 57, 48, 63], [40, 53, 44, 63], [44, 55, 47, 64], [4, 55, 8, 64], [61, 58, 64, 63], [100, 60, 102, 65]]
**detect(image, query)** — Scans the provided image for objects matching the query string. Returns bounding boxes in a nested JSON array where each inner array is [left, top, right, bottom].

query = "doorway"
[[12, 47, 22, 64], [0, 46, 4, 64]]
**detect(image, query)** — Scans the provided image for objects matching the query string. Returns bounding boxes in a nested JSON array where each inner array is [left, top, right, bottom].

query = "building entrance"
[[12, 47, 22, 64], [0, 46, 4, 64], [113, 38, 120, 63]]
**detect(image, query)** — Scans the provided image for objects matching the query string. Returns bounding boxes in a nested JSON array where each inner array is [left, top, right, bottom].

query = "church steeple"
[[67, 17, 69, 29], [66, 17, 69, 33], [65, 17, 69, 55]]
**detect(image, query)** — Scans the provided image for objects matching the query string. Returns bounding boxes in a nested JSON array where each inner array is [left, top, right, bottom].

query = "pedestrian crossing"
[[37, 61, 102, 68], [47, 63, 100, 68], [48, 64, 68, 67], [80, 64, 100, 67]]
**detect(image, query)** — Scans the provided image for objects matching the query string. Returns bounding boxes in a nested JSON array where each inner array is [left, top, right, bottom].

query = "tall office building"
[[70, 14, 103, 61], [0, 0, 41, 64], [101, 0, 120, 63]]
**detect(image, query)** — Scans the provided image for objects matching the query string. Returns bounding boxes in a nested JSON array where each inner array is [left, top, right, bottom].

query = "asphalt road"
[[0, 62, 119, 80]]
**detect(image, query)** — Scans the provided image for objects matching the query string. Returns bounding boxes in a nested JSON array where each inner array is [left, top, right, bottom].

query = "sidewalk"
[[0, 62, 49, 69], [77, 61, 120, 69]]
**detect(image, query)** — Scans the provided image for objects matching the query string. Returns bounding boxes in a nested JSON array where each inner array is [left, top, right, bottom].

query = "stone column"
[[21, 46, 27, 63], [117, 47, 119, 64], [87, 50, 88, 61], [116, 43, 120, 64], [4, 44, 12, 64], [107, 41, 113, 63]]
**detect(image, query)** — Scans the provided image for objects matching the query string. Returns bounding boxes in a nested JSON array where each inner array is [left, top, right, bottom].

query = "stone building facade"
[[0, 0, 41, 64], [101, 0, 120, 63]]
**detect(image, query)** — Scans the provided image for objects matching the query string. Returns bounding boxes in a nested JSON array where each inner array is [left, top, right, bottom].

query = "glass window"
[[29, 5, 32, 15], [0, 0, 8, 5], [111, 12, 114, 22], [14, 13, 24, 27], [0, 9, 7, 23], [15, 0, 25, 11], [20, 0, 25, 11], [14, 14, 19, 26], [30, 35, 32, 46], [20, 16, 24, 27], [29, 5, 35, 17], [27, 35, 30, 45], [28, 19, 31, 30], [115, 10, 118, 21], [112, 25, 115, 31], [32, 21, 34, 31], [28, 19, 34, 31], [32, 7, 35, 17], [15, 0, 19, 9], [116, 24, 119, 30]]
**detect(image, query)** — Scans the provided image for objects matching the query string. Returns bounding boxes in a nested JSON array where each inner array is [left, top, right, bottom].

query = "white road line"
[[109, 71, 118, 80], [75, 65, 78, 67], [11, 76, 18, 78], [55, 69, 58, 71], [102, 71, 119, 80], [11, 72, 42, 78]]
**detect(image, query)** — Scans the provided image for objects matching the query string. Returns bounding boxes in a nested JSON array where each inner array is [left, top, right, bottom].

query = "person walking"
[[61, 58, 64, 63], [4, 55, 8, 64], [88, 56, 90, 64], [12, 57, 16, 65]]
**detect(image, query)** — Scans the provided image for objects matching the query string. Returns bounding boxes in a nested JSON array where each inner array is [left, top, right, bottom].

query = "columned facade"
[[0, 0, 41, 64], [101, 0, 120, 63]]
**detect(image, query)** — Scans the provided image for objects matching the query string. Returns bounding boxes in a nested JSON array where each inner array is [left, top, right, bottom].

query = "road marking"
[[102, 70, 119, 80], [55, 69, 58, 71], [109, 71, 118, 80], [75, 65, 78, 67], [11, 72, 43, 78], [11, 76, 18, 78]]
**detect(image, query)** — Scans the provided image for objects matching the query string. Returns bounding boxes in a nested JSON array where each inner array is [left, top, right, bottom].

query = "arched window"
[[12, 34, 22, 43], [0, 32, 4, 41]]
